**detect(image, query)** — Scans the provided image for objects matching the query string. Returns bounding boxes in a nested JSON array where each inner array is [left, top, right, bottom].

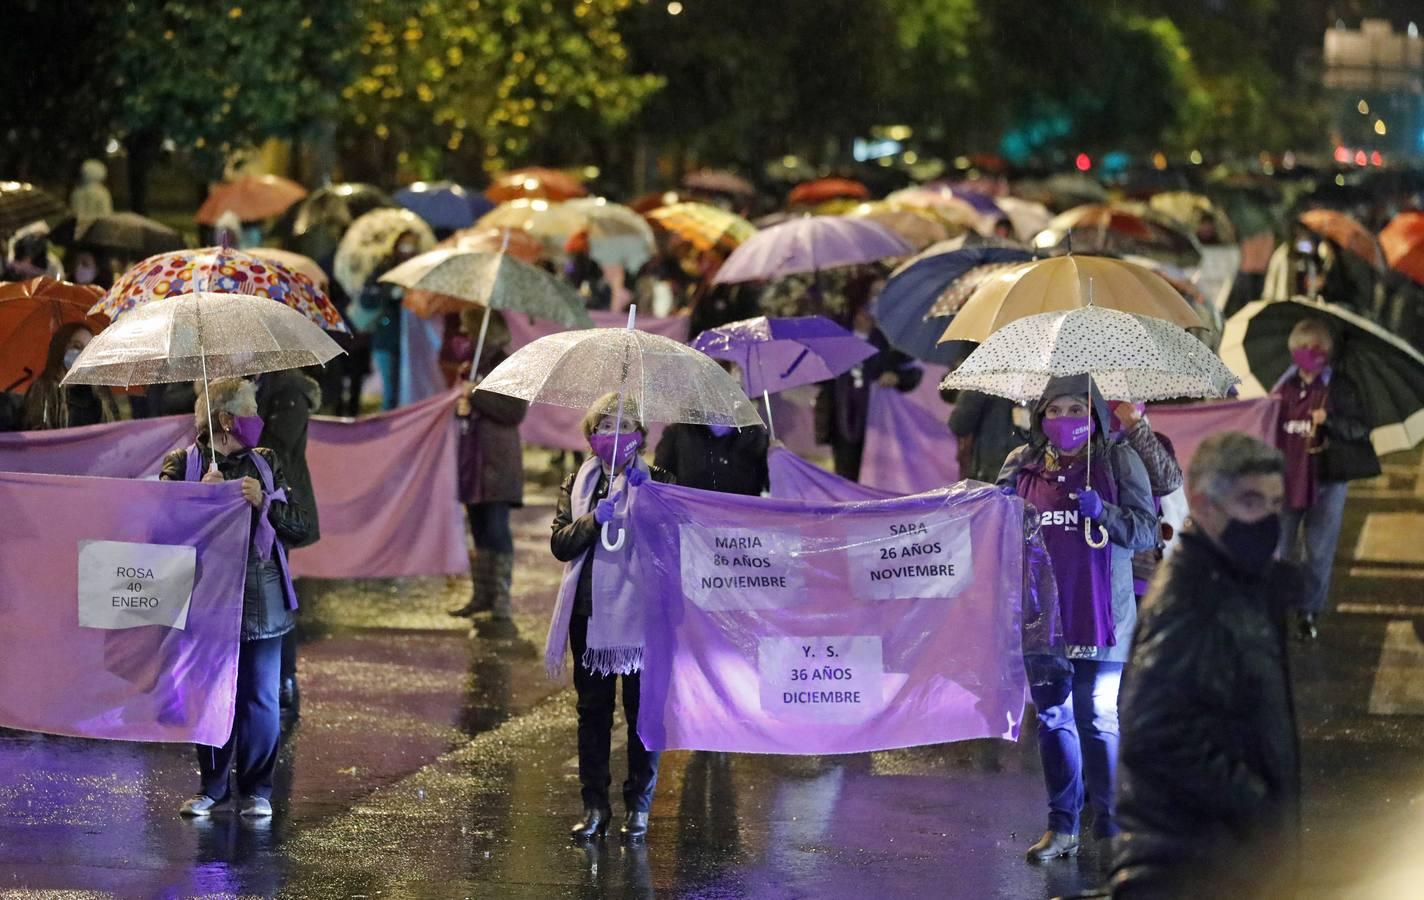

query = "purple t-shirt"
[[1275, 373, 1328, 510]]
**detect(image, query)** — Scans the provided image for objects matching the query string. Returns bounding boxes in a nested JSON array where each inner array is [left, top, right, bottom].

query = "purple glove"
[[1077, 488, 1104, 519], [999, 484, 1017, 497], [625, 466, 649, 487], [594, 498, 617, 525]]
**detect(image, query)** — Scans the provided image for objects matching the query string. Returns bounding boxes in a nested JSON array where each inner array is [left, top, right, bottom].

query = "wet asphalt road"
[[2, 458, 1424, 899]]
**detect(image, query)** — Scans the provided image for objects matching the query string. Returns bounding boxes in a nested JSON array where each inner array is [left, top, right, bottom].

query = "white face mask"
[[63, 348, 82, 370], [74, 265, 98, 284]]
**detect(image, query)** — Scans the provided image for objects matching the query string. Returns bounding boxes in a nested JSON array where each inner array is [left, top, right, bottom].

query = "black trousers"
[[466, 502, 514, 553], [830, 436, 865, 482], [570, 613, 660, 812]]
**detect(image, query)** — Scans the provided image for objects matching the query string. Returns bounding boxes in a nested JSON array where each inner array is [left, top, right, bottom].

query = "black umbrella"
[[53, 212, 187, 257], [1220, 297, 1424, 456], [0, 181, 68, 244]]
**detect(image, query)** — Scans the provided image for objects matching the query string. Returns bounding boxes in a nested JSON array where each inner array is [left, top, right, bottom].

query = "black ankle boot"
[[279, 677, 300, 720], [621, 811, 649, 842], [571, 806, 611, 842]]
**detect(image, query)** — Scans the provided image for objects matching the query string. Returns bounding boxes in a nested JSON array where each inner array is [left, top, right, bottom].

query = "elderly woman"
[[21, 323, 118, 430], [1272, 317, 1378, 640], [161, 378, 308, 819], [547, 394, 674, 844], [999, 376, 1156, 861]]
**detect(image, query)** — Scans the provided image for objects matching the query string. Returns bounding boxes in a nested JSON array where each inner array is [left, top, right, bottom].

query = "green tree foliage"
[[342, 0, 662, 177]]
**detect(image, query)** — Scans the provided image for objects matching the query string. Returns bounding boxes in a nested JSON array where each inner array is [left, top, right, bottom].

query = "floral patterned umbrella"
[[94, 247, 346, 332], [332, 208, 436, 298]]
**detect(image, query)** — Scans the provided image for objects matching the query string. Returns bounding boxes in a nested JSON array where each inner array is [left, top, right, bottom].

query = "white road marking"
[[1368, 620, 1424, 715]]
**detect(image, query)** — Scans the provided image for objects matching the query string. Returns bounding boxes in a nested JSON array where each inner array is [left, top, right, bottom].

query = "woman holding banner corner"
[[160, 377, 309, 819]]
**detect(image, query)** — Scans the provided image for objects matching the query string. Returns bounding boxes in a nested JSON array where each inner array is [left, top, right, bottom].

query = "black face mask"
[[1218, 513, 1282, 573]]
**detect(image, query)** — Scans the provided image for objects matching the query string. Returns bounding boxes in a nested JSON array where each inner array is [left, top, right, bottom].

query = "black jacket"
[[551, 464, 674, 616], [1112, 529, 1301, 899], [257, 371, 322, 546], [161, 444, 310, 641], [944, 388, 1028, 483], [654, 424, 768, 496], [1318, 369, 1380, 483]]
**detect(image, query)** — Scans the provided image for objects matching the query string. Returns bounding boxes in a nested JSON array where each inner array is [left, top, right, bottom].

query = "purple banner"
[[0, 415, 192, 478], [0, 471, 250, 744], [633, 482, 1027, 754], [861, 364, 959, 493], [767, 446, 897, 503], [1146, 397, 1281, 468]]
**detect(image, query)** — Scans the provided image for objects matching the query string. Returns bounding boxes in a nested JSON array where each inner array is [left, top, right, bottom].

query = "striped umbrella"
[[647, 202, 756, 252]]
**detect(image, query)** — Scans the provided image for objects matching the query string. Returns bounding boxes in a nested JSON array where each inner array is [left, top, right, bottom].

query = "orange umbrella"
[[437, 226, 544, 263], [1299, 209, 1385, 270], [485, 167, 587, 203], [789, 178, 870, 206], [0, 277, 106, 392], [196, 174, 307, 225], [1381, 212, 1424, 285]]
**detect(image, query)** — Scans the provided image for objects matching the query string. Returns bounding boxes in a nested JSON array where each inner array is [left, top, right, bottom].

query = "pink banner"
[[767, 446, 897, 502], [861, 364, 959, 493], [0, 415, 193, 478], [291, 389, 466, 578], [635, 482, 1027, 754], [0, 471, 250, 744], [1146, 397, 1281, 469], [506, 310, 691, 451]]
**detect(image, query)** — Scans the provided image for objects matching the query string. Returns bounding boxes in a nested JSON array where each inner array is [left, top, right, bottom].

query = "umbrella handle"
[[601, 521, 627, 552], [1083, 519, 1109, 549]]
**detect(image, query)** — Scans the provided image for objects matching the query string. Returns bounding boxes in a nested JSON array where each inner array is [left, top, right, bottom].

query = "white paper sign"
[[757, 636, 885, 724], [77, 540, 197, 631], [846, 515, 973, 602], [680, 525, 806, 611]]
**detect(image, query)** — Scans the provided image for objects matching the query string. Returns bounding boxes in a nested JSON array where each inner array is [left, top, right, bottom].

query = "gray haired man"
[[1112, 432, 1301, 899]]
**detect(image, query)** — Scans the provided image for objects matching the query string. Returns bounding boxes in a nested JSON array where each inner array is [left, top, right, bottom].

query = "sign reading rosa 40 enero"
[[77, 540, 198, 630]]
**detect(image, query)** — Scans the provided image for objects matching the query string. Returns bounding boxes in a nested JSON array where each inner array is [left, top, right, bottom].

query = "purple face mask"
[[707, 424, 734, 437], [1042, 415, 1093, 453], [588, 431, 642, 469], [1291, 346, 1329, 374], [230, 414, 264, 449]]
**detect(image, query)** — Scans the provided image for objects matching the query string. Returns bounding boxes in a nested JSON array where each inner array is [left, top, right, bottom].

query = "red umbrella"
[[1300, 209, 1385, 270], [0, 277, 106, 392], [789, 178, 870, 206], [485, 167, 587, 203], [1379, 212, 1424, 284], [196, 175, 307, 225]]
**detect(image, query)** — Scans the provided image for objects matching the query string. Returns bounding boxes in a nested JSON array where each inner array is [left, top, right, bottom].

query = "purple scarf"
[[544, 456, 646, 679], [1018, 451, 1116, 647]]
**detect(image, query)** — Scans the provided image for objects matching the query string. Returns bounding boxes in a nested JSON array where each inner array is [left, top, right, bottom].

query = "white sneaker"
[[240, 796, 273, 818], [179, 794, 229, 817]]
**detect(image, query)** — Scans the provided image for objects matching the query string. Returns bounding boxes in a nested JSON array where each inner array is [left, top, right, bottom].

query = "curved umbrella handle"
[[1083, 518, 1109, 549], [601, 520, 627, 552]]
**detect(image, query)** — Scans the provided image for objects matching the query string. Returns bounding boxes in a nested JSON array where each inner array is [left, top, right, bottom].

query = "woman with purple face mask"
[[160, 378, 309, 820], [549, 394, 675, 845], [998, 376, 1157, 862], [1271, 318, 1379, 640], [654, 361, 769, 496]]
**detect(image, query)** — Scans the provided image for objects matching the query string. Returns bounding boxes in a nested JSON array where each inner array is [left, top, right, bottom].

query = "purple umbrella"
[[692, 315, 877, 439], [713, 216, 912, 285]]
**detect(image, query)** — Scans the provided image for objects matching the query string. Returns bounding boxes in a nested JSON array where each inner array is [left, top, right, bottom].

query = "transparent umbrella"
[[62, 292, 345, 468], [478, 307, 763, 549]]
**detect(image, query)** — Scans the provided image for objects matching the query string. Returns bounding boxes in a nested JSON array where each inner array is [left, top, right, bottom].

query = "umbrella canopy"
[[438, 226, 544, 263], [478, 326, 763, 428], [394, 181, 494, 232], [1033, 204, 1203, 268], [941, 306, 1239, 404], [681, 169, 756, 198], [1147, 192, 1237, 244], [1220, 298, 1424, 455], [485, 167, 586, 204], [789, 178, 870, 206], [53, 212, 187, 258], [714, 216, 912, 284], [647, 202, 756, 252], [291, 182, 394, 237], [1014, 173, 1108, 211], [691, 315, 877, 397], [196, 175, 307, 225], [882, 189, 982, 231], [1299, 209, 1385, 270], [0, 278, 106, 392], [333, 209, 436, 298], [994, 196, 1053, 242], [942, 255, 1204, 343], [1381, 212, 1424, 285], [0, 182, 68, 244], [243, 248, 328, 290], [476, 198, 655, 269], [876, 245, 1032, 364], [62, 291, 344, 387], [97, 246, 345, 332], [848, 206, 954, 251], [382, 248, 592, 325]]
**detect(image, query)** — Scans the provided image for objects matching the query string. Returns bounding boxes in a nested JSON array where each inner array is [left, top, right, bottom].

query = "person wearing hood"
[[654, 363, 769, 496], [70, 159, 113, 227], [21, 322, 118, 430], [1272, 317, 1378, 640], [998, 375, 1157, 862]]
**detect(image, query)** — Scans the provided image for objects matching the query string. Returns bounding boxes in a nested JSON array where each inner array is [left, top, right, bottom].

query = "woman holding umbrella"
[[162, 378, 309, 819], [998, 376, 1156, 861], [1273, 318, 1379, 640]]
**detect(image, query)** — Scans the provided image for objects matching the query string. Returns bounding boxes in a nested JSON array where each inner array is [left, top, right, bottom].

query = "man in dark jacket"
[[1112, 432, 1300, 899], [654, 423, 768, 496], [257, 369, 322, 721], [944, 388, 1029, 483]]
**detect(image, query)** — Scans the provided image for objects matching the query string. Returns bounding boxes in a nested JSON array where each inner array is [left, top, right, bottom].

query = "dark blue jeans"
[[466, 502, 513, 554], [197, 636, 283, 801], [1278, 480, 1348, 615], [1029, 658, 1124, 837]]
